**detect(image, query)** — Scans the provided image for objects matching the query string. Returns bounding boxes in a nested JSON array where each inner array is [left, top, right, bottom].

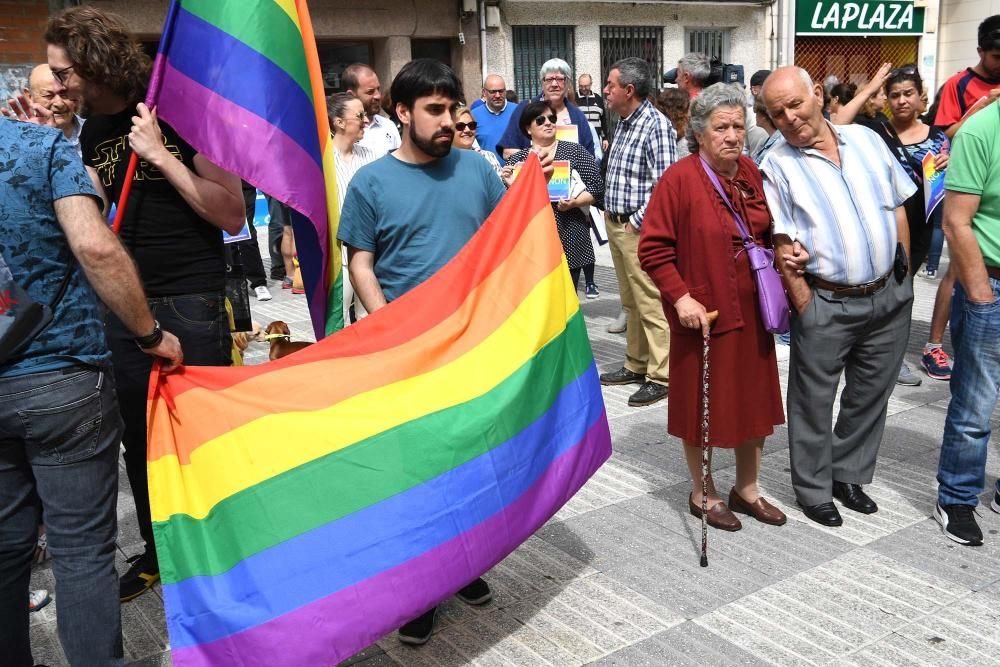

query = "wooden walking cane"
[[700, 310, 720, 567]]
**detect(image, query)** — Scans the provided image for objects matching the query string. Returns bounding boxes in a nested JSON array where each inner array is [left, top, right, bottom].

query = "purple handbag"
[[699, 158, 790, 335]]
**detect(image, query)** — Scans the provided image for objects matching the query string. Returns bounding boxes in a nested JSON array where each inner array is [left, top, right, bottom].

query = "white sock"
[[924, 342, 943, 353]]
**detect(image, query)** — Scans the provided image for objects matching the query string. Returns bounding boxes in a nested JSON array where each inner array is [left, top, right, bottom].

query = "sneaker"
[[398, 608, 436, 645], [254, 285, 273, 301], [918, 266, 938, 279], [921, 347, 953, 380], [607, 310, 627, 334], [291, 286, 305, 295], [281, 276, 294, 290], [934, 502, 983, 546], [776, 331, 791, 346], [896, 362, 922, 386], [119, 552, 160, 602], [991, 490, 1000, 514], [585, 283, 599, 299], [28, 589, 51, 613], [628, 381, 669, 407], [456, 577, 492, 605]]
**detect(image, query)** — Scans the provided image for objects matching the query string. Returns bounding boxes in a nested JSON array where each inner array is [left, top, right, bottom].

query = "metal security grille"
[[795, 36, 919, 90], [600, 26, 664, 94], [685, 29, 732, 63], [512, 26, 575, 101]]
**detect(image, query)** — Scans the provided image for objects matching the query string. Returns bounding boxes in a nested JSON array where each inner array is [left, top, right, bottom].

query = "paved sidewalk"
[[28, 235, 1000, 666]]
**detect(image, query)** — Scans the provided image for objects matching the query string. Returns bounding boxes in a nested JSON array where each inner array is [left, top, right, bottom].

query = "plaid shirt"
[[604, 99, 677, 228]]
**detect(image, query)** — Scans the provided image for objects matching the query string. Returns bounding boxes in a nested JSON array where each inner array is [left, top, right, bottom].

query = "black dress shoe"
[[833, 481, 878, 514], [628, 381, 668, 406], [600, 366, 645, 386], [797, 500, 843, 526]]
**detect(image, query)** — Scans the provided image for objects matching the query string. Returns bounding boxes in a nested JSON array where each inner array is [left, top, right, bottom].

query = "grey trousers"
[[787, 275, 913, 505]]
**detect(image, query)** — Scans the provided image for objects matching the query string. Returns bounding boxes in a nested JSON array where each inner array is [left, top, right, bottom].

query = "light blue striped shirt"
[[759, 122, 916, 285]]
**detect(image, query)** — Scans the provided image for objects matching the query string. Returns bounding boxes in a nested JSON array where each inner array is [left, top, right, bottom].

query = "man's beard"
[[409, 124, 453, 158]]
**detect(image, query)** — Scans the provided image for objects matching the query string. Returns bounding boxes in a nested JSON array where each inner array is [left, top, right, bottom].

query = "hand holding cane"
[[700, 310, 719, 567]]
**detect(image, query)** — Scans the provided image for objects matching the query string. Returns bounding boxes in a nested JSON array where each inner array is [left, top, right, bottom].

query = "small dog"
[[264, 321, 313, 361]]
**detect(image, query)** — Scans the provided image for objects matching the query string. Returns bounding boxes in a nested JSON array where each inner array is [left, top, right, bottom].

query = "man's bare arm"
[[774, 233, 813, 313], [346, 247, 388, 313], [943, 190, 992, 303], [895, 204, 910, 263]]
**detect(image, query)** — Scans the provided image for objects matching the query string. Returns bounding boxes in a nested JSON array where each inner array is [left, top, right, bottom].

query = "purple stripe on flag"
[[170, 414, 611, 667], [156, 63, 328, 227]]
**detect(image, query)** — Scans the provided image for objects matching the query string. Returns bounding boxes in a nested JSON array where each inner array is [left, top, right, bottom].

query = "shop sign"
[[796, 0, 925, 35]]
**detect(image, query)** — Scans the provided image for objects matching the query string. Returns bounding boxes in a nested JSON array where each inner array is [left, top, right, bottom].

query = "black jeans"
[[0, 367, 124, 666], [106, 293, 231, 562], [233, 188, 267, 288]]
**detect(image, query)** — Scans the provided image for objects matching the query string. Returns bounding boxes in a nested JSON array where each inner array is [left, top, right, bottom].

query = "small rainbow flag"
[[146, 157, 612, 665], [151, 0, 341, 336]]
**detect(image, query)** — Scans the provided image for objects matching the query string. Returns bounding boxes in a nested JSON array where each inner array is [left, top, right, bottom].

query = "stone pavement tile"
[[696, 548, 965, 665], [589, 620, 767, 666], [841, 633, 965, 667], [121, 585, 169, 662], [894, 602, 1000, 664], [29, 618, 68, 667], [869, 518, 1000, 591], [29, 562, 57, 627], [552, 452, 685, 521], [616, 482, 854, 580], [127, 653, 174, 667], [339, 644, 389, 666], [879, 405, 949, 458]]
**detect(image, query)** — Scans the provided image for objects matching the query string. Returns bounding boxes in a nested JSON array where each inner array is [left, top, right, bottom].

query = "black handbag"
[[0, 251, 73, 366]]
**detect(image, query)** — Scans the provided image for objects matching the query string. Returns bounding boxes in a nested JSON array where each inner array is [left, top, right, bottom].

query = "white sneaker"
[[254, 285, 273, 301], [29, 589, 51, 612]]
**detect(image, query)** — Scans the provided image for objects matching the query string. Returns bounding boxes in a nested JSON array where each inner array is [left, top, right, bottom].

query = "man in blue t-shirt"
[[0, 119, 181, 666], [471, 74, 516, 162], [337, 58, 505, 646]]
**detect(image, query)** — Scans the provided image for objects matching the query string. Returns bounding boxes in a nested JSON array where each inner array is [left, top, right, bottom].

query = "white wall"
[[937, 0, 1000, 82], [482, 1, 772, 92]]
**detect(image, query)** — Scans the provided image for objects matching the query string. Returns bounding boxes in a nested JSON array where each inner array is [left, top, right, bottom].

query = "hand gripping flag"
[[149, 0, 341, 336], [146, 157, 613, 665]]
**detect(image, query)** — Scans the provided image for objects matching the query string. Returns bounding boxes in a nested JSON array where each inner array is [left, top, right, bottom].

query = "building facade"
[[937, 0, 999, 85]]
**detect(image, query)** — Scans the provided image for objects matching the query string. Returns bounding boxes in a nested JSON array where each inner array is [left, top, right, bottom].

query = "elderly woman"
[[497, 58, 595, 159], [505, 101, 604, 295], [638, 83, 786, 532], [452, 106, 503, 177]]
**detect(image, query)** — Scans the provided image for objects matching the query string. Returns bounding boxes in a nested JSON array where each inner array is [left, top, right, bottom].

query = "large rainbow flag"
[[151, 0, 341, 336], [146, 158, 612, 665]]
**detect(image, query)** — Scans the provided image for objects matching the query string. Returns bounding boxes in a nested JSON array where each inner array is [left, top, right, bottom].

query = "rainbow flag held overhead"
[[146, 157, 612, 666], [151, 0, 341, 336]]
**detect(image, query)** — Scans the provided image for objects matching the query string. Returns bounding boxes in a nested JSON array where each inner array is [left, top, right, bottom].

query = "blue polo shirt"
[[471, 100, 517, 162]]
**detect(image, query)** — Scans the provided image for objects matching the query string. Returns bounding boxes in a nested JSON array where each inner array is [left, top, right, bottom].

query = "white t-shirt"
[[355, 114, 401, 158]]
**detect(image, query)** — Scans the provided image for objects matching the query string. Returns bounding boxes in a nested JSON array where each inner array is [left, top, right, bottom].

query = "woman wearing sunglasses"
[[329, 92, 376, 323], [505, 101, 604, 297], [451, 106, 503, 177]]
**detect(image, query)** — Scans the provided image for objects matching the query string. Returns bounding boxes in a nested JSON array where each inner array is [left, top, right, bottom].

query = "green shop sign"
[[797, 0, 925, 35]]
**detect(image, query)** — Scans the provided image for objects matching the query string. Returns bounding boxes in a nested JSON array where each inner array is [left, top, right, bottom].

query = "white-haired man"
[[677, 52, 712, 99]]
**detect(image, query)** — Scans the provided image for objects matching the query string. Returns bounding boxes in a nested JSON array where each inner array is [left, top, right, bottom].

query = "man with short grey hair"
[[677, 52, 712, 98], [599, 56, 677, 407], [760, 66, 916, 527]]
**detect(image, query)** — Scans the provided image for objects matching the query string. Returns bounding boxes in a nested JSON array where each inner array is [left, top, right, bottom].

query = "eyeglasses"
[[51, 65, 74, 85], [455, 121, 478, 132], [355, 110, 368, 120], [485, 88, 505, 95], [533, 113, 558, 126], [543, 75, 566, 85]]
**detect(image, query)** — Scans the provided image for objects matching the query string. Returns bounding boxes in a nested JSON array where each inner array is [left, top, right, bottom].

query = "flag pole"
[[111, 0, 182, 234]]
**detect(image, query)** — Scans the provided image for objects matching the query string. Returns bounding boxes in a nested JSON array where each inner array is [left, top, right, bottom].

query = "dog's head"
[[264, 321, 292, 341]]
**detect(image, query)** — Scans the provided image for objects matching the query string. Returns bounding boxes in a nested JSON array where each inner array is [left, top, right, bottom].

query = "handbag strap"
[[699, 156, 754, 244]]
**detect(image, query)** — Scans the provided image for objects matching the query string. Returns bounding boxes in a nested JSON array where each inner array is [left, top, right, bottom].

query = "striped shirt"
[[355, 114, 401, 158], [334, 143, 377, 211], [759, 122, 916, 285], [604, 99, 677, 228]]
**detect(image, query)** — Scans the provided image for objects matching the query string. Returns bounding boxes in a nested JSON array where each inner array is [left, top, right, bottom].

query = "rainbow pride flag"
[[146, 157, 612, 665], [151, 0, 341, 336]]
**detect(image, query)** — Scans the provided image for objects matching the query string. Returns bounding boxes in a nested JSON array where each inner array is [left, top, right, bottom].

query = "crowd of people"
[[1, 3, 999, 664]]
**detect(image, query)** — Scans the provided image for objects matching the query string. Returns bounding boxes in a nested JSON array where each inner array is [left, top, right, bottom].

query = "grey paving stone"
[[588, 621, 767, 666], [29, 617, 68, 667]]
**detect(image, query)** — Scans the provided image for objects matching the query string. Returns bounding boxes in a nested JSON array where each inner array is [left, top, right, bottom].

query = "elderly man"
[[343, 63, 401, 157], [3, 65, 82, 148], [599, 57, 677, 407], [471, 73, 515, 162], [577, 72, 608, 150], [677, 52, 712, 99], [498, 58, 595, 158], [760, 67, 916, 527]]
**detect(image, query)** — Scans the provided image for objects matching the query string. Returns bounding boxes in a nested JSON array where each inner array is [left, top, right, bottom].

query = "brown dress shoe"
[[728, 489, 787, 526], [689, 494, 742, 531]]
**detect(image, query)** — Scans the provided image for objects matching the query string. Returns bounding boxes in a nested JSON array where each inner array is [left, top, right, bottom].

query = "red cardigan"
[[639, 153, 773, 337]]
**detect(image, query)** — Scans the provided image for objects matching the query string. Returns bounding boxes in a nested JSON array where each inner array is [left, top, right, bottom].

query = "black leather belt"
[[606, 212, 635, 225], [808, 271, 890, 297]]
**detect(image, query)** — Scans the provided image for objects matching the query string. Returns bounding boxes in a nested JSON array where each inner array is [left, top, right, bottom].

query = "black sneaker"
[[992, 490, 1000, 514], [398, 608, 436, 645], [628, 381, 668, 407], [599, 367, 644, 386], [119, 552, 160, 602], [456, 577, 492, 605], [934, 502, 983, 546]]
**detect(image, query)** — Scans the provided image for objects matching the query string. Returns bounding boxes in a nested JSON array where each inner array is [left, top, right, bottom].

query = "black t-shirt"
[[80, 108, 225, 297]]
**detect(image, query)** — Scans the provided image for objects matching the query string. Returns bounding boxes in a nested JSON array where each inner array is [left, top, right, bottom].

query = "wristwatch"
[[134, 320, 164, 350]]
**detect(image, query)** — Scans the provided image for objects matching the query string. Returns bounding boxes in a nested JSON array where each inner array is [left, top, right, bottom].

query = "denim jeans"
[[0, 367, 124, 666], [106, 292, 231, 562], [937, 279, 1000, 506], [925, 208, 945, 273]]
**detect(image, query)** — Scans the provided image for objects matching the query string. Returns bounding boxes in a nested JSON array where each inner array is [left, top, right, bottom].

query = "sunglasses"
[[455, 121, 478, 132], [888, 66, 918, 78], [51, 65, 73, 85], [533, 113, 558, 126]]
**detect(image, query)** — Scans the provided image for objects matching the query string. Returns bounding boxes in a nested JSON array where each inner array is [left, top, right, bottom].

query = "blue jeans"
[[925, 208, 945, 273], [0, 367, 124, 666], [937, 279, 1000, 506]]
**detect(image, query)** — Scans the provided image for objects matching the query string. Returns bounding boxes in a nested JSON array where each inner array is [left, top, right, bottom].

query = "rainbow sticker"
[[555, 125, 578, 143], [922, 152, 945, 219]]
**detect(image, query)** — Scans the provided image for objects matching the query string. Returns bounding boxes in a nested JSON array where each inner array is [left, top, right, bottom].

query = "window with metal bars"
[[512, 26, 575, 101], [600, 26, 664, 94], [684, 29, 732, 63]]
